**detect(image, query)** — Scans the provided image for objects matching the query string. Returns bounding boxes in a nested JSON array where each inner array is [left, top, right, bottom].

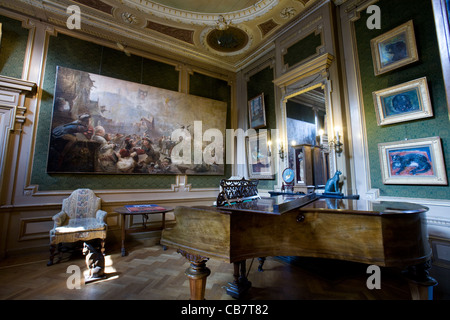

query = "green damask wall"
[[283, 31, 322, 68], [286, 101, 316, 124], [354, 0, 450, 199], [0, 15, 29, 79], [247, 66, 276, 190], [30, 32, 230, 190]]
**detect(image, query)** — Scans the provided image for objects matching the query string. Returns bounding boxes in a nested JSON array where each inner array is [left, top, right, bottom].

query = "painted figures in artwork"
[[50, 113, 93, 169], [47, 66, 227, 175]]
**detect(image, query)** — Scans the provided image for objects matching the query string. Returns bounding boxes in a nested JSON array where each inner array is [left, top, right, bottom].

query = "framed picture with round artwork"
[[372, 77, 433, 126]]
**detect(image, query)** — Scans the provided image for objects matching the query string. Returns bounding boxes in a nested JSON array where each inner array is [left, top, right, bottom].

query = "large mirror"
[[274, 53, 336, 193], [285, 84, 330, 192]]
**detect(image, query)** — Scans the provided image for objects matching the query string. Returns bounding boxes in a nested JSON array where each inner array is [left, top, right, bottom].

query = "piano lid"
[[299, 198, 429, 215], [222, 193, 319, 215], [220, 192, 428, 216]]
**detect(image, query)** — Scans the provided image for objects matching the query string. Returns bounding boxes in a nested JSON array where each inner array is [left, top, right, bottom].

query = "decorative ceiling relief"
[[280, 7, 297, 19], [294, 0, 312, 5], [146, 0, 261, 14], [146, 21, 195, 44], [120, 12, 138, 24], [73, 0, 114, 15], [258, 19, 279, 37], [6, 0, 316, 71], [126, 0, 281, 26], [112, 7, 147, 28], [206, 27, 250, 53]]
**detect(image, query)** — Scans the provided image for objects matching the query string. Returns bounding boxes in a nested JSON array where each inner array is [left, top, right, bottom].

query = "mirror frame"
[[432, 0, 450, 117], [273, 53, 337, 187]]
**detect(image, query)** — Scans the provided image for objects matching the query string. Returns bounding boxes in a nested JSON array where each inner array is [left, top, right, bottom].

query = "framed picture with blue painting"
[[246, 129, 274, 179], [378, 137, 447, 185], [248, 93, 266, 129], [370, 20, 419, 76], [372, 77, 433, 126]]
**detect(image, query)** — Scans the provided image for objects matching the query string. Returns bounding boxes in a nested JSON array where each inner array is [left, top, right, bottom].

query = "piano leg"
[[226, 260, 252, 299], [178, 249, 211, 300], [403, 260, 438, 300]]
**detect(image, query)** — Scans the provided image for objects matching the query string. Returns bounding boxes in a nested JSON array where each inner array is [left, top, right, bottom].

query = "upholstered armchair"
[[48, 189, 108, 266]]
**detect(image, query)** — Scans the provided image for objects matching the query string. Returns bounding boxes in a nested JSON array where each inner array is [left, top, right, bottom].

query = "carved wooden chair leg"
[[47, 244, 56, 266], [101, 239, 105, 255], [57, 243, 63, 262]]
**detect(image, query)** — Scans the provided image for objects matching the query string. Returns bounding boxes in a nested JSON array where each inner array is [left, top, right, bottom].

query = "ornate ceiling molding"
[[0, 0, 322, 71], [125, 0, 280, 26]]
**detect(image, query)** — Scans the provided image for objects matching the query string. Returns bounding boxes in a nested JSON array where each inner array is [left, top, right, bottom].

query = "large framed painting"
[[246, 130, 274, 179], [47, 66, 227, 175], [378, 137, 447, 185], [248, 93, 266, 129], [370, 20, 419, 76], [372, 77, 433, 126]]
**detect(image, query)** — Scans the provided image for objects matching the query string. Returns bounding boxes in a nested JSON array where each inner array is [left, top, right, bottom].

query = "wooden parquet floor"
[[0, 242, 441, 300]]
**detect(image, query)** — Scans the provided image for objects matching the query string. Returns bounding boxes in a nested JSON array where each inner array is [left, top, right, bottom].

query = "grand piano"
[[160, 179, 437, 300]]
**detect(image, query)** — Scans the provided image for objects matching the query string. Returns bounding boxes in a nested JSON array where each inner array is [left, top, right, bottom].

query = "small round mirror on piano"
[[282, 168, 295, 192]]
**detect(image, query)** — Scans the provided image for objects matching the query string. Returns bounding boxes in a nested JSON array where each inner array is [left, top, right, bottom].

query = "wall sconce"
[[329, 126, 343, 155], [277, 139, 286, 159]]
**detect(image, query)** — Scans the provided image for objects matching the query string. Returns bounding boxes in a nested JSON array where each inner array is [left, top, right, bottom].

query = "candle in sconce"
[[277, 138, 282, 150], [335, 126, 340, 144], [267, 140, 272, 156], [277, 138, 284, 159]]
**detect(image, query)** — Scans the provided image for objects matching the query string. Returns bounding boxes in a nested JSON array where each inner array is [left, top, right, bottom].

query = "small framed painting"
[[246, 130, 274, 179], [372, 77, 433, 126], [370, 20, 419, 76], [248, 93, 266, 129], [378, 137, 447, 185]]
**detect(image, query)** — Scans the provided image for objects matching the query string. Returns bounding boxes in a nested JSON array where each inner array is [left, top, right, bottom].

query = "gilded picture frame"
[[378, 136, 447, 185], [370, 20, 419, 76], [248, 93, 266, 129], [372, 77, 433, 126], [246, 130, 274, 179]]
